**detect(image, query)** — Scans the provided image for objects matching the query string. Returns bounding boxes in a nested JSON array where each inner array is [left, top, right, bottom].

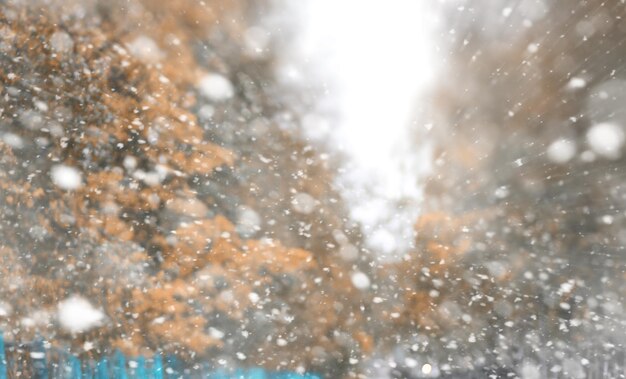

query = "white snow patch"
[[494, 186, 510, 199], [520, 361, 541, 379], [276, 338, 288, 346], [558, 280, 575, 296], [2, 132, 24, 149], [547, 138, 576, 163], [338, 243, 359, 261], [123, 155, 138, 171], [152, 316, 166, 324], [126, 36, 163, 62], [30, 352, 45, 359], [248, 292, 260, 304], [209, 327, 225, 339], [291, 192, 317, 215], [132, 165, 168, 186], [567, 77, 587, 90], [236, 206, 262, 237], [49, 31, 74, 54], [301, 113, 332, 141], [601, 214, 614, 224], [57, 295, 105, 333], [198, 73, 234, 101], [563, 358, 585, 379], [0, 301, 12, 317], [351, 271, 371, 290], [527, 43, 539, 53], [244, 26, 270, 56], [421, 363, 432, 375], [518, 0, 548, 21], [368, 228, 397, 255], [51, 164, 83, 190], [586, 122, 625, 159]]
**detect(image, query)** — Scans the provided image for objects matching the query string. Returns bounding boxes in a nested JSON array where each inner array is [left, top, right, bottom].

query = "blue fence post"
[[0, 332, 7, 379], [69, 354, 82, 379], [164, 354, 181, 378], [151, 353, 163, 379], [247, 368, 268, 379], [209, 368, 229, 379], [96, 357, 109, 379], [31, 336, 48, 379], [83, 359, 95, 379], [0, 335, 324, 379], [133, 356, 148, 379], [113, 350, 129, 379]]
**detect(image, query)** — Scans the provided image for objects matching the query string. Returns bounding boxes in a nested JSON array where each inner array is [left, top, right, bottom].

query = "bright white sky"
[[281, 0, 438, 258]]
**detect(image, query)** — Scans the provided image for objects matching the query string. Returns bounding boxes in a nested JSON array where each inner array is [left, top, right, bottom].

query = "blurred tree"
[[378, 0, 626, 376], [0, 1, 371, 377]]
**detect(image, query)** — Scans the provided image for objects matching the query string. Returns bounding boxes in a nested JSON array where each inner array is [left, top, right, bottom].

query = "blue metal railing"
[[0, 332, 321, 379], [0, 331, 6, 379]]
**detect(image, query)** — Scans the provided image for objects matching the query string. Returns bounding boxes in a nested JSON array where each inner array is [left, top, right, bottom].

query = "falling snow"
[[197, 73, 235, 101], [291, 192, 317, 215], [57, 296, 105, 334], [350, 271, 371, 290], [546, 138, 577, 163], [49, 31, 74, 54], [126, 35, 163, 62], [586, 122, 625, 159], [50, 164, 83, 190], [1, 1, 626, 378]]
